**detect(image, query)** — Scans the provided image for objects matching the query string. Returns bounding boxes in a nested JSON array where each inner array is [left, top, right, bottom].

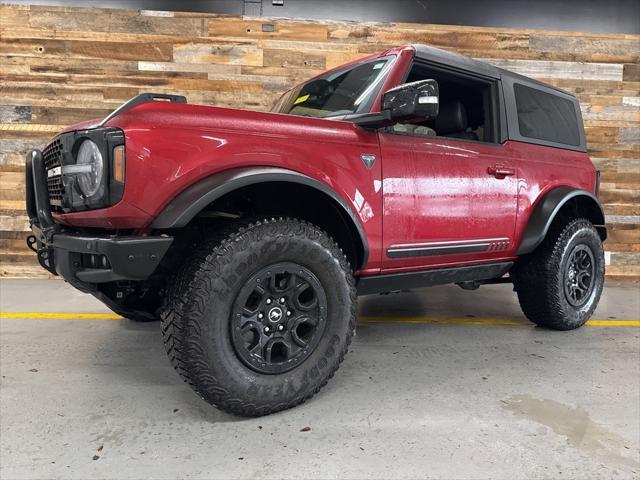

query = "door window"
[[390, 63, 498, 143]]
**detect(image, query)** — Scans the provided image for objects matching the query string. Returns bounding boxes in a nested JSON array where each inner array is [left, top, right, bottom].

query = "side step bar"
[[99, 92, 187, 127], [356, 262, 513, 296]]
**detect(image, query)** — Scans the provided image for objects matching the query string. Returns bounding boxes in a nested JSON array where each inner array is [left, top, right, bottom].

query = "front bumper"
[[25, 149, 172, 288]]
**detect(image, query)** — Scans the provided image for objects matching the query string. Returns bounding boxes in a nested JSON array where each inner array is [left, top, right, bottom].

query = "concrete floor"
[[1, 279, 639, 480]]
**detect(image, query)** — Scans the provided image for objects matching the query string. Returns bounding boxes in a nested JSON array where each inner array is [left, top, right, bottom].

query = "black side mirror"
[[348, 79, 439, 129], [382, 79, 439, 122]]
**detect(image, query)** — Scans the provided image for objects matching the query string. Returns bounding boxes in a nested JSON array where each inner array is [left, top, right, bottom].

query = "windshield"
[[272, 56, 395, 118]]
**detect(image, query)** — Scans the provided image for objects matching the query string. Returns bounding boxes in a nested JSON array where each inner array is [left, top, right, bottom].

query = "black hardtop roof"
[[411, 44, 575, 98]]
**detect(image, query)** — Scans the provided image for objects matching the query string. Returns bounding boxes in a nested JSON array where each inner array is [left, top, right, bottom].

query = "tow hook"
[[36, 245, 56, 275], [25, 234, 55, 275], [26, 235, 38, 253]]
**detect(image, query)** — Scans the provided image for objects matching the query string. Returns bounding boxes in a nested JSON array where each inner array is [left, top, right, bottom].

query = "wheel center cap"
[[268, 306, 283, 323]]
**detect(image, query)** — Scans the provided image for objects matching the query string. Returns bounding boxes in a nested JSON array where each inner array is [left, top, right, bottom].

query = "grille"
[[42, 138, 64, 210]]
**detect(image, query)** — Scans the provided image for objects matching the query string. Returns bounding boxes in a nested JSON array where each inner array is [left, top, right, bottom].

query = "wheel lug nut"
[[258, 313, 264, 319], [277, 325, 284, 331], [266, 298, 272, 305], [287, 310, 292, 317], [279, 297, 286, 304], [264, 326, 270, 333]]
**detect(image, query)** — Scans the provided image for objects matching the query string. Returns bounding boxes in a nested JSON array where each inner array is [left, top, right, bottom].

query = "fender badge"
[[360, 153, 376, 170]]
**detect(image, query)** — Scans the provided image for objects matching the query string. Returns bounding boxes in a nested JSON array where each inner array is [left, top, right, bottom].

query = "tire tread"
[[513, 218, 604, 330], [160, 217, 356, 416]]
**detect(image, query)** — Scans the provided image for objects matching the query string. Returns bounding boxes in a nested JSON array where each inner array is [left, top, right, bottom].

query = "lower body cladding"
[[25, 147, 607, 418], [356, 262, 513, 295]]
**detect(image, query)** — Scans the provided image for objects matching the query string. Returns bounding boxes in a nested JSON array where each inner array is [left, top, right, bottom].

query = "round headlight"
[[76, 140, 103, 197]]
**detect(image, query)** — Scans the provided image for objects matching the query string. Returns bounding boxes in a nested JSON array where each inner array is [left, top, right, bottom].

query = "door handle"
[[487, 165, 515, 179]]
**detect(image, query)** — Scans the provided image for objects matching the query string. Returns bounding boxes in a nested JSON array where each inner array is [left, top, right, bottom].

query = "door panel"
[[380, 133, 518, 272]]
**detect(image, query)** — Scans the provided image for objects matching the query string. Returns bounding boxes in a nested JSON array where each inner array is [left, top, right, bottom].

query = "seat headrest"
[[435, 101, 468, 135]]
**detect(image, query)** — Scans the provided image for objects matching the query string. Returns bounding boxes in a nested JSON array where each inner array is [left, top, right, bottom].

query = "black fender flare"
[[151, 166, 369, 267], [516, 186, 606, 255]]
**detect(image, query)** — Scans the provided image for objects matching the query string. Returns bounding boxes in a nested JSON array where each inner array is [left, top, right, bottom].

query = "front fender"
[[516, 186, 606, 255], [150, 166, 370, 266]]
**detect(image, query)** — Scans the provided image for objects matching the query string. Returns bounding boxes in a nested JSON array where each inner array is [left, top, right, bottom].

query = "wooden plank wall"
[[1, 4, 638, 278]]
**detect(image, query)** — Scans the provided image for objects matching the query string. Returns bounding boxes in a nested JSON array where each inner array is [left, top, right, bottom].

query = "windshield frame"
[[272, 54, 397, 119]]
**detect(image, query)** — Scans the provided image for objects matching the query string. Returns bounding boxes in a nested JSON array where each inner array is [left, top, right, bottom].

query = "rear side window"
[[514, 83, 580, 146]]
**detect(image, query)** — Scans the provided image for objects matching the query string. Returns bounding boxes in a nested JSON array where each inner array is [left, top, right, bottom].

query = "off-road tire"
[[160, 217, 357, 417], [513, 218, 605, 330]]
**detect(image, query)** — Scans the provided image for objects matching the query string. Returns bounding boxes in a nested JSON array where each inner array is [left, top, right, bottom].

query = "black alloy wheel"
[[563, 244, 595, 307], [231, 263, 328, 374]]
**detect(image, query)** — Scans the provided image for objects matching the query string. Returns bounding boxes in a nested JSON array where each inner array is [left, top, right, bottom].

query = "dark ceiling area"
[[2, 0, 639, 33]]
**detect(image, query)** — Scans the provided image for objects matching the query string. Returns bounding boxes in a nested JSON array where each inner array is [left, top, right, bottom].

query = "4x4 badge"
[[360, 153, 376, 169]]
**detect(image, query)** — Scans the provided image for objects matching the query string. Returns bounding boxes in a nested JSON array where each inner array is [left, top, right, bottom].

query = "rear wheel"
[[160, 217, 356, 417], [513, 218, 605, 330]]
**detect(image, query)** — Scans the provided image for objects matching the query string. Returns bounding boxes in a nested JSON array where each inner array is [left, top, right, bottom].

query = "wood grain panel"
[[28, 7, 208, 36], [483, 58, 624, 81], [529, 35, 640, 62], [173, 42, 263, 66], [208, 18, 328, 41], [0, 4, 638, 278], [0, 38, 174, 62], [623, 64, 640, 82]]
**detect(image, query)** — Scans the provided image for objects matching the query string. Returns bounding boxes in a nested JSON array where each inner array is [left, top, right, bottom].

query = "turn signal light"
[[113, 145, 125, 183]]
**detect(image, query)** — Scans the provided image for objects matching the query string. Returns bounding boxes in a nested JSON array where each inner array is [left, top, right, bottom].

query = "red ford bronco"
[[26, 45, 606, 416]]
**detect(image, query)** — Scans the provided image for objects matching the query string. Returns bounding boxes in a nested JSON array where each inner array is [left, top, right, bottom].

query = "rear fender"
[[516, 187, 606, 255]]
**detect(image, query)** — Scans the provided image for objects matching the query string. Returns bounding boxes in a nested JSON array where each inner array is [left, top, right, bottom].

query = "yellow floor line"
[[0, 312, 638, 326], [361, 316, 640, 327], [0, 312, 123, 320], [584, 320, 640, 327]]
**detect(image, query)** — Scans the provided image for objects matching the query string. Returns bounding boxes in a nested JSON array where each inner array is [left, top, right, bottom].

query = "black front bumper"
[[25, 149, 172, 289]]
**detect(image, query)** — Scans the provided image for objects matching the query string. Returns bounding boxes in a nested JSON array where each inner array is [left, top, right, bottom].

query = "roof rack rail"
[[99, 93, 187, 127]]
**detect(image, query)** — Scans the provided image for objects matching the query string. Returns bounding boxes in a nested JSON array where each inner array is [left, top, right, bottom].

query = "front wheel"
[[160, 218, 357, 417], [512, 218, 605, 330]]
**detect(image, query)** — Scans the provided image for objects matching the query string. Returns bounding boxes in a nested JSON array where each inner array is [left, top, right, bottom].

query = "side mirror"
[[382, 79, 439, 123], [348, 79, 439, 129]]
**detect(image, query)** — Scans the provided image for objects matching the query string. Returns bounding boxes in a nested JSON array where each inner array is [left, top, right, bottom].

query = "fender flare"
[[151, 166, 369, 267], [516, 186, 606, 255]]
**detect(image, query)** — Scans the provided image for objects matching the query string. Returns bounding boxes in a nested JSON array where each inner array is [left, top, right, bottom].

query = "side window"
[[513, 83, 580, 146], [389, 63, 497, 143]]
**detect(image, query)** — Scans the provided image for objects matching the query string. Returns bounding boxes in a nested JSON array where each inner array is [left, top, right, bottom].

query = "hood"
[[101, 100, 365, 144]]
